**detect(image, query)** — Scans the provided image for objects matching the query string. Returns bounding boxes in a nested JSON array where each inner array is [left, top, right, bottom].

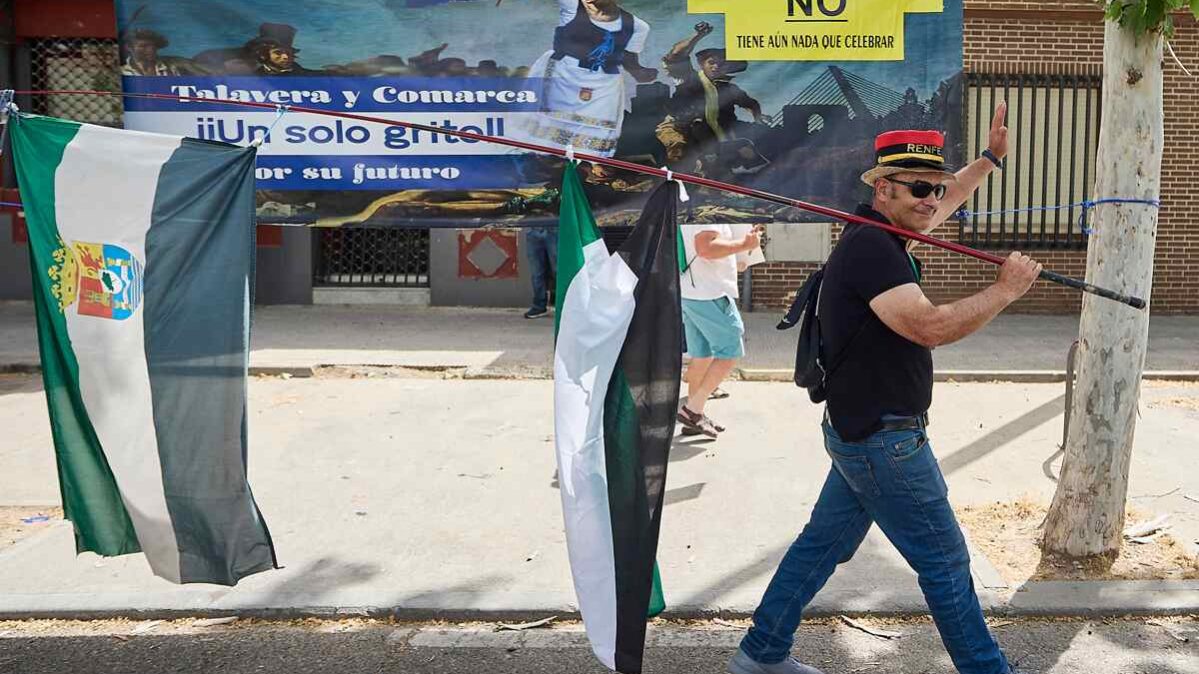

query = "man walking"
[[676, 223, 762, 438], [730, 104, 1039, 674]]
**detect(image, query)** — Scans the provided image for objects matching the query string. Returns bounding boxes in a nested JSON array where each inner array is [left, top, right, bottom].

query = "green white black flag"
[[553, 164, 682, 673]]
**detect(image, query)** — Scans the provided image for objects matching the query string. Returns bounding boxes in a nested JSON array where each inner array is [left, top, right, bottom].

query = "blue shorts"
[[682, 297, 745, 359]]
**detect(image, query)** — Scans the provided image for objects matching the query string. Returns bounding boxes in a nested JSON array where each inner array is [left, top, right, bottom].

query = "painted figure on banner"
[[193, 23, 321, 76], [656, 21, 770, 180], [112, 0, 967, 228], [120, 29, 184, 76], [512, 0, 659, 157], [246, 24, 321, 76]]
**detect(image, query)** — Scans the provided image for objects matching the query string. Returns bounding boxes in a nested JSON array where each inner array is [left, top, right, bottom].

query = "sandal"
[[677, 406, 721, 439], [708, 387, 730, 400], [681, 417, 725, 435]]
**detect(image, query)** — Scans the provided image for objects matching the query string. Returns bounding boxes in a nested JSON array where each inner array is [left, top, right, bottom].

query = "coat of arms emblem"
[[47, 238, 143, 320]]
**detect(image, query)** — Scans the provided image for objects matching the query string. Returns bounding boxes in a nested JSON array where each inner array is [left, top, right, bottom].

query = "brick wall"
[[752, 2, 1199, 315]]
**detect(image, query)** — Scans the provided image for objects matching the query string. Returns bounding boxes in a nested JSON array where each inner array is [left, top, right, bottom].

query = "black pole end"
[[1129, 297, 1147, 310]]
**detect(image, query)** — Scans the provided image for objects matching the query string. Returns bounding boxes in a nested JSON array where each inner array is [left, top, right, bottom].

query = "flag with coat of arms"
[[10, 113, 277, 586]]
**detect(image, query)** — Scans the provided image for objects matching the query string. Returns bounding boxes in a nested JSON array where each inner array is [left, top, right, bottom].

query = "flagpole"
[[8, 89, 1146, 308]]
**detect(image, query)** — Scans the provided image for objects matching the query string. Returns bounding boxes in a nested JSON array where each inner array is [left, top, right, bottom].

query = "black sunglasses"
[[885, 177, 947, 201]]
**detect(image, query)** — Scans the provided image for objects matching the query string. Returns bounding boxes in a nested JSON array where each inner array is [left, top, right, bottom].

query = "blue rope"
[[955, 197, 1161, 235], [0, 90, 16, 161], [0, 201, 22, 209], [250, 105, 289, 147]]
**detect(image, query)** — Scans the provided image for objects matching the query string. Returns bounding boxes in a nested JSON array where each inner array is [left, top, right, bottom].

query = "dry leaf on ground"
[[495, 616, 557, 632], [957, 498, 1199, 584], [839, 616, 902, 640]]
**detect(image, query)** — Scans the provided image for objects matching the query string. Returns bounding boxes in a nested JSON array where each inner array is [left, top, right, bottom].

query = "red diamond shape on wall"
[[459, 230, 519, 279]]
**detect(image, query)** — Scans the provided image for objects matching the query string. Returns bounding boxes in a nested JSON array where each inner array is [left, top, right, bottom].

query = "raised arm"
[[665, 21, 714, 63], [934, 101, 1008, 227]]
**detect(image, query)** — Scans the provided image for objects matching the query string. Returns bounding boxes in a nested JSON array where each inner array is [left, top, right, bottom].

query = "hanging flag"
[[553, 165, 682, 673], [10, 114, 277, 586]]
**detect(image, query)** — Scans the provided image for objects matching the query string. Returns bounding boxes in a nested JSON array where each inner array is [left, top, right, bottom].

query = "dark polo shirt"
[[818, 204, 933, 441]]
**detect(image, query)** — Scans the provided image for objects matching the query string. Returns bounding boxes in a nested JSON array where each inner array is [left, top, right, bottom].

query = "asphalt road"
[[0, 618, 1197, 674]]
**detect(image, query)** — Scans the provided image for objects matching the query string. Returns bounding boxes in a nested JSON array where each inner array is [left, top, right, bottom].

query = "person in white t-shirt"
[[677, 223, 764, 438], [517, 0, 658, 156]]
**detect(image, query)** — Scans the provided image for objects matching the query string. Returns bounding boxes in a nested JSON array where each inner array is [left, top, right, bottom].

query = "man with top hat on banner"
[[244, 23, 319, 76], [728, 104, 1041, 674], [193, 23, 318, 76]]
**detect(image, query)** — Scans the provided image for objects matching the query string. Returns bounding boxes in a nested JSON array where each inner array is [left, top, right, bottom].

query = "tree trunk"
[[1042, 21, 1163, 558]]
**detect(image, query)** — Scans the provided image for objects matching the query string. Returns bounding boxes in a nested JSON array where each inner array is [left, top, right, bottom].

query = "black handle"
[[1039, 269, 1146, 310]]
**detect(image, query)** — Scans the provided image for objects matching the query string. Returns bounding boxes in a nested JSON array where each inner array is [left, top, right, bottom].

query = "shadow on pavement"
[[387, 573, 518, 618], [0, 374, 43, 396], [669, 436, 715, 462], [940, 394, 1065, 475], [664, 483, 706, 506], [257, 556, 383, 606], [668, 535, 921, 616]]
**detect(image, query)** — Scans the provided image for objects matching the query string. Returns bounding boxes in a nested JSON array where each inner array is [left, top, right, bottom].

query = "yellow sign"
[[689, 0, 944, 62]]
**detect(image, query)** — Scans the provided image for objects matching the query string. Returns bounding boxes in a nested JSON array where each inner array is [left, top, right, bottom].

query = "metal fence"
[[313, 227, 431, 288], [960, 68, 1103, 250], [28, 37, 124, 126]]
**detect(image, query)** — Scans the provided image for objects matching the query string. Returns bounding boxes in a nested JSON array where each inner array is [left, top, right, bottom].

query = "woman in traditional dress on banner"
[[508, 0, 658, 157]]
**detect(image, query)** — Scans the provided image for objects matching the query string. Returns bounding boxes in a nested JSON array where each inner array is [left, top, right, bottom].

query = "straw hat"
[[860, 129, 957, 186]]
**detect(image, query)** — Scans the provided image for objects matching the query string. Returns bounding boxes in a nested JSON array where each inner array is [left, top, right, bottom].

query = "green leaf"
[[1105, 1, 1126, 23], [1191, 0, 1199, 20], [1107, 0, 1179, 33]]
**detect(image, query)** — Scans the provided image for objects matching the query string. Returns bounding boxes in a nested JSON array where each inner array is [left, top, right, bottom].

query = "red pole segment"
[[15, 89, 1005, 264], [11, 89, 1146, 308]]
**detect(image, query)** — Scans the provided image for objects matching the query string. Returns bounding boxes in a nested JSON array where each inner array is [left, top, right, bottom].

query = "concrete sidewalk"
[[2, 301, 1198, 378], [2, 375, 1197, 620]]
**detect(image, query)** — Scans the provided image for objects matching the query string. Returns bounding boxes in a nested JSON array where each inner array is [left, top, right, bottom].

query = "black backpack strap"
[[777, 266, 823, 330]]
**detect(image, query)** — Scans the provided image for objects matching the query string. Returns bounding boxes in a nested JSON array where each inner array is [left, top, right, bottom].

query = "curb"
[[1003, 579, 1199, 616], [8, 362, 1199, 383], [2, 584, 1197, 622], [0, 363, 323, 379], [0, 363, 40, 375], [249, 366, 316, 378], [0, 530, 1195, 621], [737, 369, 1199, 384]]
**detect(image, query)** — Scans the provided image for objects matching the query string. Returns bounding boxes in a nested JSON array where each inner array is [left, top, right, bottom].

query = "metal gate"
[[960, 67, 1103, 250], [313, 227, 430, 288], [27, 37, 123, 127]]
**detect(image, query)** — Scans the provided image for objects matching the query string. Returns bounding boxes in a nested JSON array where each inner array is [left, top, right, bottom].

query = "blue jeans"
[[740, 418, 1009, 674], [526, 228, 558, 311]]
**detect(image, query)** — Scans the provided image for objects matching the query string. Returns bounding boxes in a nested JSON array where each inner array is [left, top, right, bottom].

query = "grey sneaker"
[[728, 649, 826, 674]]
